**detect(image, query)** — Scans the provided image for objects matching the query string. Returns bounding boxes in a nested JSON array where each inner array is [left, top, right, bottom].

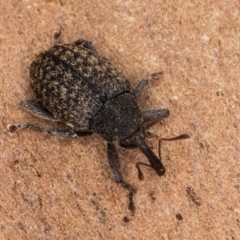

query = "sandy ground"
[[0, 0, 240, 239]]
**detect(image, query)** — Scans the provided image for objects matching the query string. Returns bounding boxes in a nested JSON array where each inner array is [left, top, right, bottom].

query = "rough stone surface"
[[1, 0, 240, 239]]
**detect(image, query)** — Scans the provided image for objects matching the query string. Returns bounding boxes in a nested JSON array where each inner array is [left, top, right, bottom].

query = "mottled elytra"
[[8, 30, 189, 212]]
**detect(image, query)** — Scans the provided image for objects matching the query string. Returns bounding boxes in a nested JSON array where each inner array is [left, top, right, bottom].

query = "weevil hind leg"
[[52, 28, 97, 53], [107, 143, 136, 213], [8, 100, 93, 138], [133, 72, 163, 100], [53, 28, 63, 46], [7, 122, 92, 138], [21, 100, 58, 122], [7, 99, 58, 134], [142, 108, 170, 129]]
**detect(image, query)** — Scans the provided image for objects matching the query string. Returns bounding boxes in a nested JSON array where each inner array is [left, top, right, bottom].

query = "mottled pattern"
[[30, 39, 131, 130]]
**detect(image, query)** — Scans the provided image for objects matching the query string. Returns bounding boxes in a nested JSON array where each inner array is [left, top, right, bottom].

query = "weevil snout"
[[153, 162, 166, 176]]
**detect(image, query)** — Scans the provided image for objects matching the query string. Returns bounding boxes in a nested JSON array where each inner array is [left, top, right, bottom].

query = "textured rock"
[[1, 0, 240, 239]]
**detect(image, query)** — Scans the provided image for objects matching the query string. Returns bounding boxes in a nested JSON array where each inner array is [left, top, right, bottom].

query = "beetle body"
[[8, 31, 189, 212], [30, 40, 132, 132]]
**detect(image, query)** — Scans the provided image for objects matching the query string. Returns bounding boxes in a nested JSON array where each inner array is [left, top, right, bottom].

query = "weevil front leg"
[[133, 72, 163, 100], [142, 108, 170, 129], [107, 143, 136, 213]]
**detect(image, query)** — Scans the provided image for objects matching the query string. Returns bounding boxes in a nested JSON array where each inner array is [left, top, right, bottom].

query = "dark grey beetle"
[[8, 30, 189, 212]]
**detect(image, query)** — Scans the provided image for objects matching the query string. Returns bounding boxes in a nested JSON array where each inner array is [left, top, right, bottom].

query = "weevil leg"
[[53, 28, 63, 46], [142, 108, 170, 129], [107, 143, 136, 213], [133, 72, 163, 100], [20, 100, 58, 122], [7, 122, 92, 138], [73, 39, 97, 52], [8, 100, 92, 138]]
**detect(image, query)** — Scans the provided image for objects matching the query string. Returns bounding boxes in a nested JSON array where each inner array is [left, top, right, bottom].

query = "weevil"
[[8, 30, 189, 212]]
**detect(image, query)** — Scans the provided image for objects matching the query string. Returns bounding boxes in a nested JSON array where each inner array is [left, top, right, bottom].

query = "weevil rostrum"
[[8, 30, 189, 212]]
